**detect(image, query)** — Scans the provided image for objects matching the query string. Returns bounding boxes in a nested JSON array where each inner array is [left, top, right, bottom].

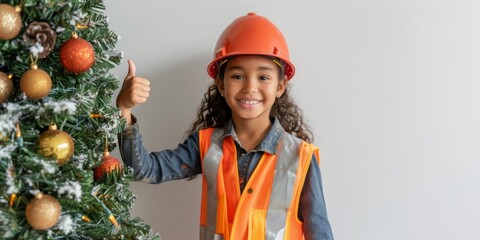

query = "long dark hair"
[[187, 57, 314, 143]]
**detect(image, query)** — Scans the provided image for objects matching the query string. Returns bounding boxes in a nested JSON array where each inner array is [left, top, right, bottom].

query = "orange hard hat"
[[207, 12, 295, 80]]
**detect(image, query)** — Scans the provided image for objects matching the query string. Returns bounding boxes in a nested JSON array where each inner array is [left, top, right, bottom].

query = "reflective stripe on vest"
[[199, 128, 316, 240], [265, 132, 301, 239], [200, 128, 225, 240]]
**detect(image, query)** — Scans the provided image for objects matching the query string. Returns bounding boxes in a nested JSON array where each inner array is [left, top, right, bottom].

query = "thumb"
[[127, 59, 136, 78]]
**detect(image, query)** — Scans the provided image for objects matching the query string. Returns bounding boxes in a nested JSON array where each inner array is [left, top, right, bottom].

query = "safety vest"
[[198, 127, 320, 240]]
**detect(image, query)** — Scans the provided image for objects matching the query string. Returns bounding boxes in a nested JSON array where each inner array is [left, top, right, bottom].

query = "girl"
[[117, 12, 333, 240]]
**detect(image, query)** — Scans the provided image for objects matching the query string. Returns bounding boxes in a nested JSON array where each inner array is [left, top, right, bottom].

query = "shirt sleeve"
[[117, 118, 202, 183], [299, 153, 334, 240]]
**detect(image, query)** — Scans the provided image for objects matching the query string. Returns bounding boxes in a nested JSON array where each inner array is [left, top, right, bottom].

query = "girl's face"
[[216, 55, 287, 124]]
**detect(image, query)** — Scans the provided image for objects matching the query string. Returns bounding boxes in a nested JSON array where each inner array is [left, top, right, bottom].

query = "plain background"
[[104, 0, 480, 239]]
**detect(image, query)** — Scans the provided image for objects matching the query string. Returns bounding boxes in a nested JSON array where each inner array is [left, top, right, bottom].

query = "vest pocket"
[[248, 208, 267, 240]]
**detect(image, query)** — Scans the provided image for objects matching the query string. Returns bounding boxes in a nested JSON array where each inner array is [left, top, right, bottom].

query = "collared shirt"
[[118, 117, 334, 240]]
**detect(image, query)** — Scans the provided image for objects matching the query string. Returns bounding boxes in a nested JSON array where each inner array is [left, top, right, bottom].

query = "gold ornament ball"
[[20, 66, 52, 100], [38, 124, 74, 165], [59, 35, 95, 74], [0, 4, 22, 40], [26, 194, 61, 230], [0, 71, 13, 103]]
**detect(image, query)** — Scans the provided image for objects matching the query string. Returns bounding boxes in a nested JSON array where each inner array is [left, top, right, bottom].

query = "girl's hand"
[[116, 60, 151, 125]]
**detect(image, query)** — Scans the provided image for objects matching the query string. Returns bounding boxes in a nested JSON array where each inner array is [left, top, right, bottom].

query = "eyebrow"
[[226, 66, 275, 72]]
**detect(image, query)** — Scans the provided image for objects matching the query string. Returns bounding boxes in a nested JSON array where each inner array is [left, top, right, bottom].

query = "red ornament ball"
[[59, 33, 95, 74], [94, 153, 123, 181]]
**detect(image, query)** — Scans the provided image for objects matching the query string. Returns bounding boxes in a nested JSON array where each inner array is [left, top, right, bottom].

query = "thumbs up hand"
[[116, 60, 151, 124]]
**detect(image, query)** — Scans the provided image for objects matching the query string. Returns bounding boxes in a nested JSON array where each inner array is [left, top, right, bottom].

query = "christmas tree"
[[0, 0, 160, 239]]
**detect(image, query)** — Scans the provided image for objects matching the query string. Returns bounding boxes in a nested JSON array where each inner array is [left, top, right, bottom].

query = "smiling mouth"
[[238, 99, 262, 106]]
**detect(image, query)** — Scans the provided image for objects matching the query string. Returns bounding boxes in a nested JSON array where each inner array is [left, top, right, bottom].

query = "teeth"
[[240, 100, 260, 105]]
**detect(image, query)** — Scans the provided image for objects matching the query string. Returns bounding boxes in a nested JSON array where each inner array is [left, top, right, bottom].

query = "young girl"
[[117, 13, 334, 240]]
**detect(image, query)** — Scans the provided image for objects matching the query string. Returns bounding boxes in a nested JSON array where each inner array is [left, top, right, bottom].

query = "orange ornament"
[[0, 71, 13, 103], [25, 194, 61, 230], [0, 4, 22, 40], [94, 151, 123, 181], [59, 32, 95, 74], [20, 64, 52, 100]]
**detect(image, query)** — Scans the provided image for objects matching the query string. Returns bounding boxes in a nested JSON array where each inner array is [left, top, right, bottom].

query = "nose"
[[242, 77, 257, 93]]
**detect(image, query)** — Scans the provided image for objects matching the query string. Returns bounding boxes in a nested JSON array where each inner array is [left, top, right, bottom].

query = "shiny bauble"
[[0, 71, 13, 103], [0, 4, 22, 40], [25, 194, 61, 230], [38, 124, 74, 165], [59, 33, 95, 74], [94, 152, 123, 181], [20, 65, 52, 100]]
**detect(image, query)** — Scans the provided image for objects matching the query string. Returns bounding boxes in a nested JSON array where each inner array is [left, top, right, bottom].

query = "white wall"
[[105, 1, 480, 239]]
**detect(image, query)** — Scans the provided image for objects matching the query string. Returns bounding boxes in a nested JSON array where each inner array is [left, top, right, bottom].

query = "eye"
[[259, 75, 271, 81], [229, 74, 244, 80]]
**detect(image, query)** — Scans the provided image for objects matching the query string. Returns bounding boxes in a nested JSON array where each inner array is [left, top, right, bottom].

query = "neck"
[[232, 117, 272, 152]]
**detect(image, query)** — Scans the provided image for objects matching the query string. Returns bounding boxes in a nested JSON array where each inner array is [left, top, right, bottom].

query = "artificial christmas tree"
[[0, 0, 160, 239]]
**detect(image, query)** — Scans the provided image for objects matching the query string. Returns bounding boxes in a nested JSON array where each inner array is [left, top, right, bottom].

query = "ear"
[[276, 76, 287, 97], [215, 76, 225, 96]]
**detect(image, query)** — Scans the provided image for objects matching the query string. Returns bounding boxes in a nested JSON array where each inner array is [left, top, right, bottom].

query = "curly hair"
[[186, 58, 314, 143]]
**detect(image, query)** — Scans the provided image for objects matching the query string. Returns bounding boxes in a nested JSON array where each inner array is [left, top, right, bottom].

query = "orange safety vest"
[[198, 128, 320, 240]]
